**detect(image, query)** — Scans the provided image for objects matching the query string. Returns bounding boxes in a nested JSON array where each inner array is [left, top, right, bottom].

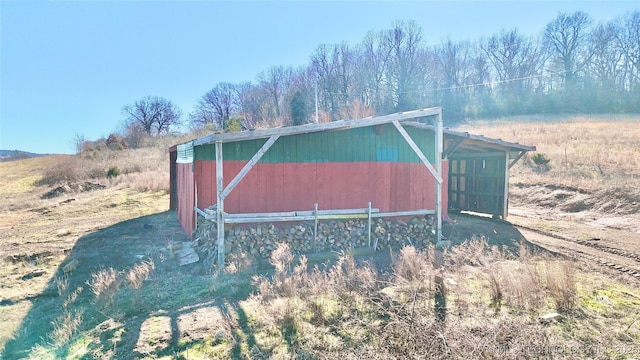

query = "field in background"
[[458, 114, 640, 190], [1, 115, 640, 358], [458, 114, 640, 232]]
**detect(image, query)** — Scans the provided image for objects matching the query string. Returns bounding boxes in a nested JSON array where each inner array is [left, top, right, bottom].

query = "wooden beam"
[[372, 209, 435, 218], [503, 151, 510, 219], [391, 120, 443, 184], [443, 138, 464, 159], [223, 207, 379, 218], [449, 151, 506, 158], [434, 112, 443, 243], [314, 203, 318, 252], [193, 107, 442, 145], [220, 135, 280, 200], [508, 151, 527, 169], [367, 202, 372, 247], [403, 121, 536, 152], [215, 141, 225, 267]]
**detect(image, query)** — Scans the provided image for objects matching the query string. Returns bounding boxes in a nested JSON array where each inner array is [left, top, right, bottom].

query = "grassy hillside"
[[458, 114, 640, 232], [1, 116, 640, 359]]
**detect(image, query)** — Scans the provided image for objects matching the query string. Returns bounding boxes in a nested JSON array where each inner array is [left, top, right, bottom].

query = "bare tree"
[[614, 10, 640, 94], [544, 11, 593, 84], [483, 29, 546, 113], [189, 83, 238, 129], [228, 81, 258, 129], [70, 131, 87, 154], [122, 96, 182, 135], [357, 30, 392, 113], [589, 22, 624, 88], [431, 39, 474, 121], [311, 43, 354, 120], [385, 20, 425, 112], [257, 66, 294, 120]]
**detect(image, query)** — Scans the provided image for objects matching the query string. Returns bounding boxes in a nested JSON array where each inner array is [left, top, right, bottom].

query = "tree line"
[[121, 10, 640, 140]]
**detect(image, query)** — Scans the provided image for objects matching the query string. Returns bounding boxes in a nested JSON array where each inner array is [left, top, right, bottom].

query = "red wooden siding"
[[194, 160, 448, 217], [176, 163, 195, 235]]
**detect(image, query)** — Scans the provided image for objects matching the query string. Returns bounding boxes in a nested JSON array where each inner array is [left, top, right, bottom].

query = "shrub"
[[531, 153, 551, 173], [105, 134, 128, 150], [224, 117, 244, 133], [393, 245, 433, 283], [87, 268, 121, 308], [545, 260, 577, 312], [36, 162, 79, 186], [532, 153, 551, 166], [107, 166, 121, 178]]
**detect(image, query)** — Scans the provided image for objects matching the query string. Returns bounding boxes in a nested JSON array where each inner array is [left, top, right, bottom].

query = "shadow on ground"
[[1, 210, 258, 359], [443, 212, 545, 252], [2, 211, 543, 358]]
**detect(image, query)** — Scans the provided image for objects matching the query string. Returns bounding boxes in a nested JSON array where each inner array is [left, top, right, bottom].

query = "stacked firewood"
[[193, 216, 435, 267]]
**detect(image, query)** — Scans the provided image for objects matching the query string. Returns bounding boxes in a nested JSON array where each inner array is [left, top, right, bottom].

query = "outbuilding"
[[170, 107, 534, 264]]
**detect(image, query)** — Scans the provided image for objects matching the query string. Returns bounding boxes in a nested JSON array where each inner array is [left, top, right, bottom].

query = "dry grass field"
[[1, 115, 639, 359], [458, 114, 640, 233]]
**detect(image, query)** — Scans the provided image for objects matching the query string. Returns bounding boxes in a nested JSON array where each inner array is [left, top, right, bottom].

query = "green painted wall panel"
[[194, 124, 436, 163]]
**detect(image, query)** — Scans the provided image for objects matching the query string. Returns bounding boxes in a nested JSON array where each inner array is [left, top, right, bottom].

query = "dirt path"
[[509, 214, 640, 283]]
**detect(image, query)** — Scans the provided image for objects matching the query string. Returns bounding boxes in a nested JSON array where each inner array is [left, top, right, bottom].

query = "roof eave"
[[190, 107, 442, 146]]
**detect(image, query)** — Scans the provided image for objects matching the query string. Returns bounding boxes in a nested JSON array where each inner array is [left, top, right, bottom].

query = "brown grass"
[[242, 243, 628, 359], [458, 114, 640, 216], [87, 268, 121, 308]]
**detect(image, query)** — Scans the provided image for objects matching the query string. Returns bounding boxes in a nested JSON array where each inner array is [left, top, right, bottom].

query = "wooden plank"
[[225, 216, 315, 224], [403, 121, 536, 152], [203, 161, 214, 208], [373, 209, 435, 217], [450, 152, 505, 159], [237, 160, 258, 213], [316, 162, 329, 211], [215, 141, 225, 266], [224, 207, 379, 218], [275, 163, 286, 211], [296, 163, 316, 209], [333, 162, 353, 208], [503, 151, 509, 218], [443, 137, 464, 158], [391, 120, 443, 184], [398, 163, 411, 211], [193, 107, 443, 145], [409, 162, 419, 210], [348, 162, 364, 206], [220, 135, 279, 200], [434, 112, 443, 243], [367, 202, 372, 247], [222, 162, 241, 212], [225, 213, 371, 224], [177, 163, 196, 235], [254, 163, 267, 214], [374, 161, 391, 212], [441, 160, 450, 219], [508, 150, 527, 169], [281, 162, 296, 211], [390, 162, 402, 211], [262, 163, 278, 212]]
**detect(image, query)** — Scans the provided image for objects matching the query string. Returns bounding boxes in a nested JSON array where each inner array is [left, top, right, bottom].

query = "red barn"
[[170, 108, 534, 264]]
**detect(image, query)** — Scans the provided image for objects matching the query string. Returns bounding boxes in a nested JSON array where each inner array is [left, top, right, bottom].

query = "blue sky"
[[1, 1, 637, 154]]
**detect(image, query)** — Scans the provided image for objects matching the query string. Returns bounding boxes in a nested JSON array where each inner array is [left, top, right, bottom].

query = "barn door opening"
[[448, 153, 506, 217]]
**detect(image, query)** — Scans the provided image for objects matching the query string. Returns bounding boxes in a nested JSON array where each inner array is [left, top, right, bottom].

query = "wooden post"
[[215, 141, 225, 267], [503, 151, 509, 219], [314, 203, 318, 252], [435, 110, 443, 244], [367, 201, 372, 247]]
